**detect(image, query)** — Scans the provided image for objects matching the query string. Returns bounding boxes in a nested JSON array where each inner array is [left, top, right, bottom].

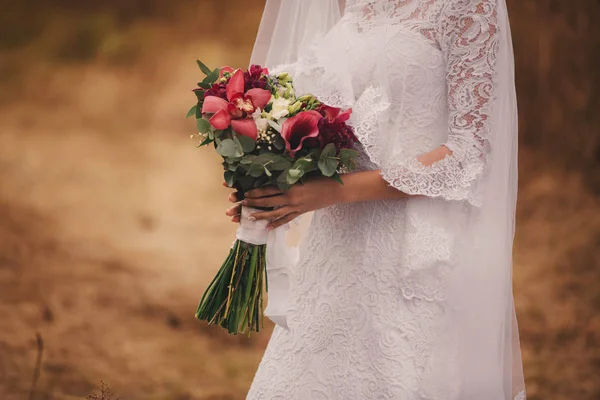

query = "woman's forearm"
[[336, 170, 410, 204], [335, 145, 452, 205]]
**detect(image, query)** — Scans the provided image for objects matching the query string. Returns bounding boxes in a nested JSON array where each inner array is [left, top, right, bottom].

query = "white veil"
[[250, 1, 525, 399]]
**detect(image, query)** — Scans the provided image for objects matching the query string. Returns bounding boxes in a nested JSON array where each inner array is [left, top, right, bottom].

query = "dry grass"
[[0, 1, 598, 399]]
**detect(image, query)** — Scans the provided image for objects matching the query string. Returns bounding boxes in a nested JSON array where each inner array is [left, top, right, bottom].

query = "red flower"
[[201, 69, 272, 140], [281, 110, 323, 156], [316, 105, 358, 151], [244, 65, 270, 91]]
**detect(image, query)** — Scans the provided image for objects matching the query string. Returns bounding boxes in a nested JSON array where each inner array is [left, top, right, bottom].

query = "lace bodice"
[[275, 0, 499, 206]]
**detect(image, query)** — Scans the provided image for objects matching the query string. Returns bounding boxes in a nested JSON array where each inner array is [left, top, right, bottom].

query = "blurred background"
[[0, 0, 598, 399]]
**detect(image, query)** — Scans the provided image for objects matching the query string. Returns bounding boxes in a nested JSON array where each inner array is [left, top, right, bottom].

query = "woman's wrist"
[[338, 170, 409, 204]]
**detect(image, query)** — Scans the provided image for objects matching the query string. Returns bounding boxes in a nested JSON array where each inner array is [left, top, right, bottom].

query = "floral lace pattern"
[[247, 1, 520, 399]]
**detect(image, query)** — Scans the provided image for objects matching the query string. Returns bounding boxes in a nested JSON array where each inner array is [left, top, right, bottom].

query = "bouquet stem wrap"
[[236, 206, 295, 329], [195, 206, 294, 334]]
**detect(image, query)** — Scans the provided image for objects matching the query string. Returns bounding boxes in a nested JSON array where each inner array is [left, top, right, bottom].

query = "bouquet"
[[188, 61, 358, 335]]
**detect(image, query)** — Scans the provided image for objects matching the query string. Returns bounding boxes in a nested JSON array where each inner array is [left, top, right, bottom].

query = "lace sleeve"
[[381, 0, 500, 204]]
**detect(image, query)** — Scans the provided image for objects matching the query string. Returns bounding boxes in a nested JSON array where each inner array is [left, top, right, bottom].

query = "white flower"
[[271, 97, 291, 119], [252, 108, 269, 133]]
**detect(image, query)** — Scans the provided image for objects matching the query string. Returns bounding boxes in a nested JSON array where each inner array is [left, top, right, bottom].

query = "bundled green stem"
[[195, 240, 267, 335]]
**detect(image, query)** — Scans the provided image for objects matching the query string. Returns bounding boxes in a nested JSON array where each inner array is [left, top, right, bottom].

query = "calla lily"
[[319, 104, 352, 123], [281, 110, 323, 156], [201, 69, 272, 140]]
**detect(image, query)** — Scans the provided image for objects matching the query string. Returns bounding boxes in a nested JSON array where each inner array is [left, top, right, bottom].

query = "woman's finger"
[[228, 191, 242, 203], [226, 204, 241, 217], [242, 194, 287, 209], [249, 206, 295, 222], [245, 187, 283, 199], [267, 212, 300, 230]]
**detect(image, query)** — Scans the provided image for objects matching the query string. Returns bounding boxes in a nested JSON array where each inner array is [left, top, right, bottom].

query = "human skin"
[[225, 145, 452, 230]]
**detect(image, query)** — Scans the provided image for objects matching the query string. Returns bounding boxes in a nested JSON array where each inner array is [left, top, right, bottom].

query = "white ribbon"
[[235, 206, 297, 329]]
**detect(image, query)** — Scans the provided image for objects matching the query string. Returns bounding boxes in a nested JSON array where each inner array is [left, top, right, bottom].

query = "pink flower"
[[281, 110, 323, 156], [201, 69, 272, 140], [219, 66, 234, 79]]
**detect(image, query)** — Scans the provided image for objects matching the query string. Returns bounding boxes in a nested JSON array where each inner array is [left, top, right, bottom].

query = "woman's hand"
[[225, 170, 411, 228], [224, 178, 344, 230]]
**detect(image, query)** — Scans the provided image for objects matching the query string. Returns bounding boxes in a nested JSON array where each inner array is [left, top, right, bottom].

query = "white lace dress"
[[247, 1, 525, 399]]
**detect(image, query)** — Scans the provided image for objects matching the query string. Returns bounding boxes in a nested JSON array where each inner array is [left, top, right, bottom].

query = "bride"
[[225, 0, 526, 399]]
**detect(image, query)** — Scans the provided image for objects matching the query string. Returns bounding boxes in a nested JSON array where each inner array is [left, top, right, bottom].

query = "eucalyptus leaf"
[[217, 139, 243, 158], [248, 163, 265, 178], [277, 168, 290, 185], [263, 165, 272, 177], [286, 168, 304, 185], [320, 143, 336, 160], [196, 60, 213, 76], [240, 155, 256, 165], [293, 157, 313, 171], [196, 118, 211, 134], [236, 135, 256, 153], [227, 163, 238, 172], [270, 156, 292, 171], [339, 148, 359, 167], [224, 171, 235, 187], [318, 143, 339, 177], [277, 180, 292, 191]]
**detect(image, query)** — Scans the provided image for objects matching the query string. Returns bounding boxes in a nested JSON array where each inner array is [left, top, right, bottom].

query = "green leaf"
[[196, 118, 211, 134], [224, 171, 235, 187], [236, 135, 256, 153], [248, 163, 265, 178], [293, 157, 314, 171], [286, 168, 303, 184], [217, 139, 243, 158], [318, 143, 339, 177], [202, 68, 220, 85], [270, 155, 292, 171], [331, 172, 344, 185], [198, 136, 213, 147], [196, 60, 213, 76], [272, 135, 286, 150], [240, 155, 256, 165], [339, 148, 359, 167], [186, 105, 197, 119], [263, 165, 272, 177], [194, 90, 205, 102], [267, 120, 282, 133]]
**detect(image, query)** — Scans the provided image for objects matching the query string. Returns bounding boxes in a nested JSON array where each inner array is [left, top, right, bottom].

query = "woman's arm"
[[225, 145, 453, 229]]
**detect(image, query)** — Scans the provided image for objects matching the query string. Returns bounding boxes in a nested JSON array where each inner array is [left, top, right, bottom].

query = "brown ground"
[[0, 1, 599, 400]]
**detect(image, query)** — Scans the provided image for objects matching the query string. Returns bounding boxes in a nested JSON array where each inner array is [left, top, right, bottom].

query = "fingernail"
[[248, 216, 256, 221], [242, 200, 248, 206]]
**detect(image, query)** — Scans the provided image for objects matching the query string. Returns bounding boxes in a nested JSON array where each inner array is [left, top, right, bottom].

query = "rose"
[[270, 97, 291, 119], [280, 110, 323, 156]]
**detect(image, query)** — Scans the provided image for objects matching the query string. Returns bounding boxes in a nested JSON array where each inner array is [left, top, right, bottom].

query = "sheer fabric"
[[248, 1, 525, 399]]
